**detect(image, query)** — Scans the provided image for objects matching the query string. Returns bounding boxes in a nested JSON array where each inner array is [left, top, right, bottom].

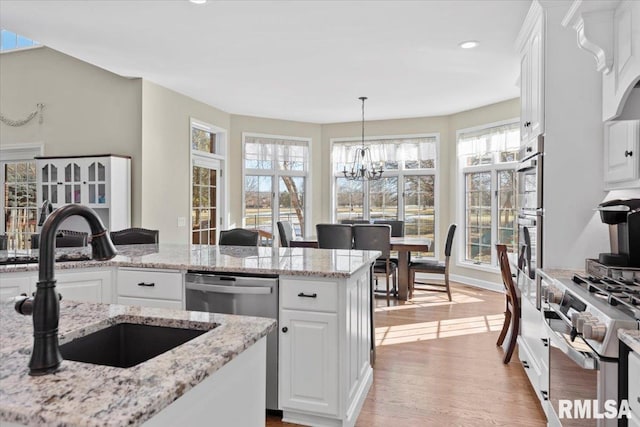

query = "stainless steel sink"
[[59, 323, 209, 368]]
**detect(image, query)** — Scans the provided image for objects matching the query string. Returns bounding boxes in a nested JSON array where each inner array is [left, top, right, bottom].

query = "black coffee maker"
[[597, 199, 640, 267]]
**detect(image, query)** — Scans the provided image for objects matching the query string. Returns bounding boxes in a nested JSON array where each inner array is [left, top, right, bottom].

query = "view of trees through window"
[[332, 136, 437, 257], [243, 135, 308, 243], [3, 160, 37, 252], [458, 122, 519, 266]]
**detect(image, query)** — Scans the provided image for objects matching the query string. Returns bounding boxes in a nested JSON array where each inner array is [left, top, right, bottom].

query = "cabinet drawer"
[[280, 279, 337, 312], [630, 351, 640, 415], [117, 269, 182, 301]]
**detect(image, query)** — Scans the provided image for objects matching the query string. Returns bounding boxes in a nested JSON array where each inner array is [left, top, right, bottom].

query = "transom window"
[[1, 29, 39, 51], [243, 133, 309, 243], [331, 135, 438, 257], [457, 121, 519, 267]]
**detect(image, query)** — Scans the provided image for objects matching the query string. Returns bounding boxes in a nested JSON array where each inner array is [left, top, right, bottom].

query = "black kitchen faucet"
[[14, 204, 117, 375]]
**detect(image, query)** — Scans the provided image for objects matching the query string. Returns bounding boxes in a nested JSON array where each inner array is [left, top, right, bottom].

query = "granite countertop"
[[0, 300, 275, 427], [0, 244, 380, 278], [619, 329, 640, 354], [538, 267, 584, 281]]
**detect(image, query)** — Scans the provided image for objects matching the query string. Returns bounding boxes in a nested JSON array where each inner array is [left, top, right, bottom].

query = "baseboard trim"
[[449, 274, 503, 293]]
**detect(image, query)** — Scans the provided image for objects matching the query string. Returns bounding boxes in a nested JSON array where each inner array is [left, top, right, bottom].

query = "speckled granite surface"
[[619, 329, 640, 354], [0, 244, 380, 278], [0, 300, 275, 427], [538, 268, 583, 281]]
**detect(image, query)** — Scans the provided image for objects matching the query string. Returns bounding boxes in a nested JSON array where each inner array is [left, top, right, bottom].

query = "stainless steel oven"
[[516, 135, 544, 308], [543, 293, 620, 427]]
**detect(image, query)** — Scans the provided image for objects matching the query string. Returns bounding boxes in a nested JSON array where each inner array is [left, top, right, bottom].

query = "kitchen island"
[[0, 245, 379, 427], [0, 300, 275, 426]]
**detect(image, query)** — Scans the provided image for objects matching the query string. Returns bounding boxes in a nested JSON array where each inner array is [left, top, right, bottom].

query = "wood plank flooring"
[[267, 283, 547, 426]]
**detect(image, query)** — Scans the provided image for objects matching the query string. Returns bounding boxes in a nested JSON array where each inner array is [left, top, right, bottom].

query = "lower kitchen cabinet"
[[116, 267, 184, 309], [629, 351, 640, 427], [518, 292, 549, 413], [279, 309, 339, 415], [278, 266, 373, 427], [54, 268, 113, 304]]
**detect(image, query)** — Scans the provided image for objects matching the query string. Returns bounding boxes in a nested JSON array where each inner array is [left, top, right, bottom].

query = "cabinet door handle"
[[298, 292, 317, 298], [524, 121, 531, 127], [137, 282, 155, 287], [541, 390, 549, 401], [541, 338, 549, 347], [282, 327, 288, 333], [522, 361, 530, 369], [625, 150, 633, 157]]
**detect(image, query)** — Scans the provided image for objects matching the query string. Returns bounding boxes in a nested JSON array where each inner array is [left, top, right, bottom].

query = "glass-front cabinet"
[[36, 155, 131, 232]]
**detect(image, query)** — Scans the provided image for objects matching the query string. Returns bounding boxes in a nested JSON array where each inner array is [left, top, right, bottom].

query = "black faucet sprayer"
[[14, 204, 117, 376]]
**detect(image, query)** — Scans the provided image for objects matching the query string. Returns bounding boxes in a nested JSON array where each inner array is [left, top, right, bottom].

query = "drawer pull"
[[137, 282, 155, 287], [541, 390, 549, 401], [298, 292, 317, 298], [522, 361, 530, 369], [541, 338, 549, 347]]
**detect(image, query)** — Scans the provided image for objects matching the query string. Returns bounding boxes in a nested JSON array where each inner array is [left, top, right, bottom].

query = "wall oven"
[[516, 135, 544, 309]]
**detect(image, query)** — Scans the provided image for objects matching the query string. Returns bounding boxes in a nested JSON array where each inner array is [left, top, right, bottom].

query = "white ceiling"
[[0, 0, 531, 123]]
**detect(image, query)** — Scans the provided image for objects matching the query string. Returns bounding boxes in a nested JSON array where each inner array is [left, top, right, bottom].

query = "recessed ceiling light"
[[459, 40, 479, 49], [189, 0, 207, 4]]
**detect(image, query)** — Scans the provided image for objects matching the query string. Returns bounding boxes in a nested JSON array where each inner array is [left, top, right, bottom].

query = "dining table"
[[290, 236, 433, 301]]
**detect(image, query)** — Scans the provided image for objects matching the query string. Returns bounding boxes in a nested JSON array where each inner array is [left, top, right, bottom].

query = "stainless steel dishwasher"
[[184, 271, 279, 411]]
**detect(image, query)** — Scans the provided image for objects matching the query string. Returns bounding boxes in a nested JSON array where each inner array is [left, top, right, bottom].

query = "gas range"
[[544, 272, 639, 359]]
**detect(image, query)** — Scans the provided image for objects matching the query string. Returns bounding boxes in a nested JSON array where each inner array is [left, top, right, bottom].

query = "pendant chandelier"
[[342, 97, 383, 181]]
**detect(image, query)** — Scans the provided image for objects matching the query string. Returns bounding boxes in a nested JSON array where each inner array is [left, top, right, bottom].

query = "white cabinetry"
[[604, 120, 640, 189], [54, 268, 113, 304], [518, 8, 544, 143], [36, 155, 131, 232], [279, 267, 372, 427], [518, 291, 549, 414], [117, 268, 183, 309]]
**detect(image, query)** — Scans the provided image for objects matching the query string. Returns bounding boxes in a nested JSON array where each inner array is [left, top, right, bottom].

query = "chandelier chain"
[[0, 103, 45, 127]]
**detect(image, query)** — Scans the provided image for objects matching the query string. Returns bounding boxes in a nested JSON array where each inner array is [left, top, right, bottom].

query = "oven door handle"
[[517, 158, 537, 172], [543, 319, 599, 370], [185, 282, 272, 295]]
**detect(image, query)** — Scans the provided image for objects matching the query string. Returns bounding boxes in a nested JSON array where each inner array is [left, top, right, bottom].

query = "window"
[[191, 119, 226, 246], [331, 135, 438, 257], [1, 29, 39, 51], [243, 133, 309, 243], [1, 144, 42, 255], [457, 121, 519, 268]]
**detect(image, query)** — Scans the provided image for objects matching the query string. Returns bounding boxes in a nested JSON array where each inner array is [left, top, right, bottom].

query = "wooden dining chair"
[[340, 219, 371, 225], [110, 227, 159, 245], [316, 224, 353, 249], [218, 228, 259, 246], [353, 224, 396, 306], [373, 220, 404, 237], [277, 221, 294, 247], [496, 243, 521, 364], [408, 224, 456, 301]]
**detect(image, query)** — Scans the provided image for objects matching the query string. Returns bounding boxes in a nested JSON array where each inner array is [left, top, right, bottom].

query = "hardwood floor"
[[267, 283, 547, 426]]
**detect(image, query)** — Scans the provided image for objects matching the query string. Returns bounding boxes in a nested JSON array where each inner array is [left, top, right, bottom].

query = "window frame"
[[241, 132, 312, 240], [455, 118, 519, 272], [330, 133, 440, 258], [189, 118, 227, 245]]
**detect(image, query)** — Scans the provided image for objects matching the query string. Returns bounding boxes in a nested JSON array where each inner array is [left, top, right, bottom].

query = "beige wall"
[[141, 81, 230, 244], [1, 46, 520, 285], [0, 47, 143, 225]]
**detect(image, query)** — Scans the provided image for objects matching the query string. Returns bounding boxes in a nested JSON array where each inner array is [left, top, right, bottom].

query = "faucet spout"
[[18, 204, 117, 376]]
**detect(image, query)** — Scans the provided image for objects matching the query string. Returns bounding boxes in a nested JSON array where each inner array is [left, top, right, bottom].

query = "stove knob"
[[582, 322, 606, 341], [575, 313, 594, 333]]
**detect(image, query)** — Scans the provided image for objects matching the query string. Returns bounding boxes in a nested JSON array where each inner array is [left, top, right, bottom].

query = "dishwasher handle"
[[185, 282, 272, 295]]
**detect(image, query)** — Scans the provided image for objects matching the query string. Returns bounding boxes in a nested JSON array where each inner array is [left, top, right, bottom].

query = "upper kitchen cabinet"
[[604, 119, 640, 189], [36, 154, 131, 232], [517, 3, 545, 144], [562, 0, 640, 121]]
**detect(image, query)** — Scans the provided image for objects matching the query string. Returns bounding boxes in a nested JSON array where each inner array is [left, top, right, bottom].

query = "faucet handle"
[[14, 294, 33, 316]]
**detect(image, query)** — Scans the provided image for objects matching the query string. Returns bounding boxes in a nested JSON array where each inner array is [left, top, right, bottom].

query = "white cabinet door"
[[53, 268, 113, 304], [630, 351, 640, 416], [604, 120, 640, 188], [519, 11, 544, 143], [279, 309, 339, 416]]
